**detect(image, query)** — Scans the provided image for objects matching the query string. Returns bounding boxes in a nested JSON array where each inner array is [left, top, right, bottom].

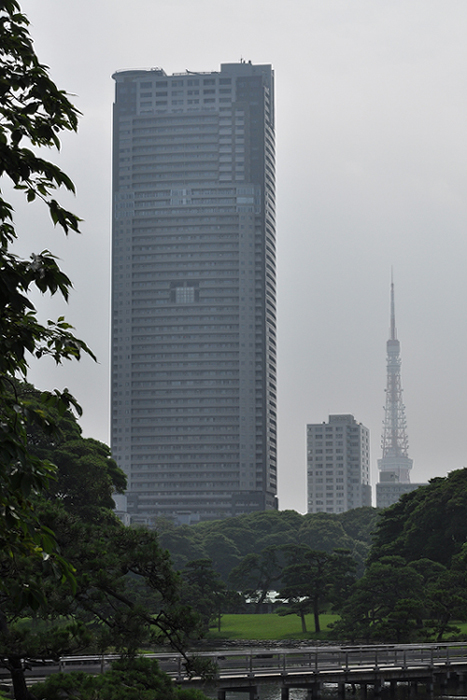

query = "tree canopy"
[[278, 547, 330, 633], [334, 470, 467, 642], [0, 0, 93, 571], [32, 657, 209, 700], [0, 397, 210, 699], [369, 469, 467, 567], [156, 507, 379, 584], [18, 381, 126, 521]]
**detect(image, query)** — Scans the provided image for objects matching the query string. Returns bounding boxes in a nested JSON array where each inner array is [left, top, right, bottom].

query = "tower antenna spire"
[[377, 273, 413, 485], [390, 267, 396, 341]]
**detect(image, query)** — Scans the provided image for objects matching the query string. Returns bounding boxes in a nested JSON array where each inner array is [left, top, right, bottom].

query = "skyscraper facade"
[[111, 62, 277, 524], [307, 415, 371, 514]]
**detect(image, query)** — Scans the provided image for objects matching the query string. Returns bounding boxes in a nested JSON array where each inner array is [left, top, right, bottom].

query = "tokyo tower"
[[377, 277, 413, 484]]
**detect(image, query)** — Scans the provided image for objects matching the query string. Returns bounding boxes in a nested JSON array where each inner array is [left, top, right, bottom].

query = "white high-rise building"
[[307, 415, 371, 514], [111, 62, 277, 524]]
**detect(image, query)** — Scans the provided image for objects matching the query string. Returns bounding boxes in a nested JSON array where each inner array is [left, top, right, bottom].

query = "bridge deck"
[[7, 642, 467, 697]]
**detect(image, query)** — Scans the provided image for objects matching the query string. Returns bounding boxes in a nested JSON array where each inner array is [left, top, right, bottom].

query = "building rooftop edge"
[[112, 62, 273, 81]]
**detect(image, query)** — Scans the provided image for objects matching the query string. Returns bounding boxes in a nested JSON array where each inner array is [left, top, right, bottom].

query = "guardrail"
[[8, 642, 467, 684], [155, 643, 467, 680]]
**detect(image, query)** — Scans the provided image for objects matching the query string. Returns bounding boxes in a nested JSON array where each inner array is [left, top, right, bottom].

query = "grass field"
[[207, 613, 339, 640], [206, 615, 467, 642]]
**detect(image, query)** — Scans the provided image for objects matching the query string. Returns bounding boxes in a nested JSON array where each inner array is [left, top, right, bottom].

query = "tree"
[[422, 547, 467, 641], [31, 656, 210, 700], [228, 546, 284, 612], [209, 518, 258, 558], [46, 437, 125, 520], [156, 509, 379, 585], [0, 503, 212, 699], [338, 507, 380, 543], [369, 469, 467, 567], [278, 546, 330, 633], [181, 559, 227, 633], [277, 547, 356, 634], [298, 513, 353, 553], [0, 4, 97, 693], [334, 471, 467, 644], [13, 380, 127, 522], [202, 533, 241, 582], [0, 0, 94, 569], [325, 549, 357, 612], [158, 527, 207, 573], [332, 556, 424, 643], [0, 386, 218, 699], [337, 507, 380, 573]]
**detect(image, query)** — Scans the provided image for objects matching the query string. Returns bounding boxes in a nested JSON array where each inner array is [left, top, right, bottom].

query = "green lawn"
[[207, 615, 467, 642], [207, 613, 339, 640]]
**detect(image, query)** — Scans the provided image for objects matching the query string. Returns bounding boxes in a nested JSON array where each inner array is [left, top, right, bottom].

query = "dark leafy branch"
[[0, 0, 94, 572]]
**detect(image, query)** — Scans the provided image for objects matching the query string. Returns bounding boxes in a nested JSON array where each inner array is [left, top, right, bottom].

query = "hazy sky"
[[15, 0, 467, 512]]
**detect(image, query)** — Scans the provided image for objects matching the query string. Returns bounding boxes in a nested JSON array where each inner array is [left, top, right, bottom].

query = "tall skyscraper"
[[376, 279, 422, 508], [307, 415, 371, 514], [111, 62, 277, 524]]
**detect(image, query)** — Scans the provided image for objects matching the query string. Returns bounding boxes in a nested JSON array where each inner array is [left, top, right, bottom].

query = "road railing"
[[9, 642, 467, 683]]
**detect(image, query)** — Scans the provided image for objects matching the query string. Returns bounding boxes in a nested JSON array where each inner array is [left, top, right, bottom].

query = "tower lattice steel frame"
[[377, 278, 413, 483]]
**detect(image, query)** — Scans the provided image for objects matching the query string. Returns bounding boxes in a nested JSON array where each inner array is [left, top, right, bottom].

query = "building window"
[[173, 285, 196, 304]]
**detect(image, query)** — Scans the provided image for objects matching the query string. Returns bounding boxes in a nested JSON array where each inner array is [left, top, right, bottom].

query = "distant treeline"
[[154, 506, 380, 582], [155, 469, 467, 642]]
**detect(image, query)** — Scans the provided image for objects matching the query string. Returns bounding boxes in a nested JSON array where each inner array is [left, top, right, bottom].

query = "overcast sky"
[[15, 0, 467, 512]]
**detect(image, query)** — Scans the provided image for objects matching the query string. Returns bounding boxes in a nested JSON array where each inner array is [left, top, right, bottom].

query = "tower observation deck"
[[377, 279, 413, 484]]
